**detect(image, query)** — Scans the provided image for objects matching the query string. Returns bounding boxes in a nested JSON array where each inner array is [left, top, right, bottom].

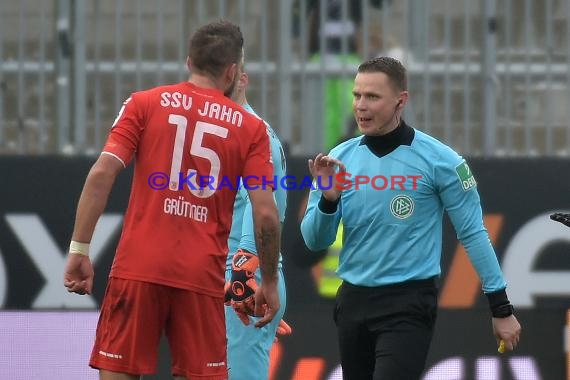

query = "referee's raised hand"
[[308, 153, 346, 202]]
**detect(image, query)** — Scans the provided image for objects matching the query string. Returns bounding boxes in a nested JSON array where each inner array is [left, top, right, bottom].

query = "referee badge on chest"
[[390, 194, 414, 219]]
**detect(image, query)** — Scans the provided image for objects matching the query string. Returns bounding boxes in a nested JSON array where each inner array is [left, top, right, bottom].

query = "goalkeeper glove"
[[225, 249, 259, 325], [273, 319, 293, 342], [550, 212, 570, 228], [276, 319, 292, 336]]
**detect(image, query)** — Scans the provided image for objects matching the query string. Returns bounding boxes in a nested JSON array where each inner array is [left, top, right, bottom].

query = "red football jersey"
[[102, 82, 273, 297]]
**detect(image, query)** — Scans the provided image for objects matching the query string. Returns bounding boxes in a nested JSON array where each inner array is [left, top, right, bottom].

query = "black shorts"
[[334, 278, 438, 380]]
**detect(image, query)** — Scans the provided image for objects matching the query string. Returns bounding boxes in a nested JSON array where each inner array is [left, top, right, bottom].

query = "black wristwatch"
[[491, 303, 514, 318], [486, 289, 514, 318]]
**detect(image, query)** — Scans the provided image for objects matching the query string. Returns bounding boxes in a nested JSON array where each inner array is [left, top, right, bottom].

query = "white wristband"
[[69, 241, 90, 256]]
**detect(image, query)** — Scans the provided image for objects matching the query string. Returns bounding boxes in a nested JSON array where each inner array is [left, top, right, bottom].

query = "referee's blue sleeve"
[[300, 189, 341, 251], [436, 156, 506, 293]]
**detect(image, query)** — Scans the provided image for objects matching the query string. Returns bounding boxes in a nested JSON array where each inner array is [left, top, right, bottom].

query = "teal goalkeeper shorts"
[[224, 267, 286, 380]]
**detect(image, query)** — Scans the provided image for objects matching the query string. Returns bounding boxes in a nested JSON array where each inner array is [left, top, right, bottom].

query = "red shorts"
[[90, 277, 227, 379]]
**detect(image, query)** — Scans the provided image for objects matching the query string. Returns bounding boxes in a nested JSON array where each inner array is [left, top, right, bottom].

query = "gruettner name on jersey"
[[163, 195, 208, 222]]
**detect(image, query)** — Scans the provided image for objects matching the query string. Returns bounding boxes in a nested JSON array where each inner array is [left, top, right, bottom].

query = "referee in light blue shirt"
[[301, 57, 521, 379]]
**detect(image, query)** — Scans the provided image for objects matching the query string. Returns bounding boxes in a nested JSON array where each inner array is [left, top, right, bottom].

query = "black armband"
[[318, 194, 340, 214], [486, 288, 514, 318]]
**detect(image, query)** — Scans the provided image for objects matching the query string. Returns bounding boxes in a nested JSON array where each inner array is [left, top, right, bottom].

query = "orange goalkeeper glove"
[[273, 319, 293, 342], [225, 249, 259, 325]]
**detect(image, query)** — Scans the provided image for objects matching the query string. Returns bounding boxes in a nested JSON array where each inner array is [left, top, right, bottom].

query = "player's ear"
[[226, 63, 238, 84], [241, 72, 249, 88]]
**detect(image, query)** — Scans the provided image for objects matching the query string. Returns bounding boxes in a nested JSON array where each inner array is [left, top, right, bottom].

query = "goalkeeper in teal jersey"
[[301, 57, 521, 379], [224, 67, 290, 380]]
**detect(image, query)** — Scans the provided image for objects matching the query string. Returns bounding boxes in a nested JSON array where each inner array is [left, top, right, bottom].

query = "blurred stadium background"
[[0, 1, 569, 379]]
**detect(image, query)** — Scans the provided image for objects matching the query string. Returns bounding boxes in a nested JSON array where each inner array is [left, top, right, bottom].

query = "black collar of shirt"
[[359, 120, 415, 157]]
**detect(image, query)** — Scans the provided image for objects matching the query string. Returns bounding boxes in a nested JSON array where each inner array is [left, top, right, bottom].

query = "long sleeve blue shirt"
[[301, 122, 506, 292]]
